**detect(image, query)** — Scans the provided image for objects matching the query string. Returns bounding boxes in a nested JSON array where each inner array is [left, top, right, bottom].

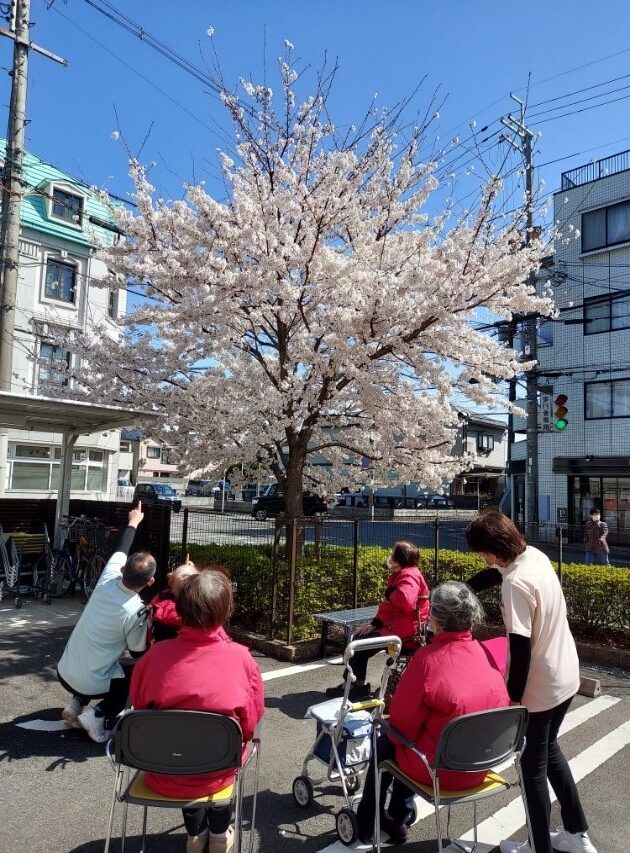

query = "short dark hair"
[[391, 540, 419, 568], [122, 551, 157, 589], [465, 511, 526, 563], [590, 507, 600, 516], [176, 568, 233, 630]]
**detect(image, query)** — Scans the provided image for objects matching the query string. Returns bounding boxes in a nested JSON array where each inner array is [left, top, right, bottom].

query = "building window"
[[108, 288, 118, 319], [538, 319, 554, 347], [582, 199, 630, 252], [161, 449, 173, 465], [146, 446, 161, 459], [585, 379, 630, 418], [477, 433, 495, 452], [51, 187, 84, 226], [119, 441, 131, 453], [8, 443, 107, 492], [584, 292, 630, 335], [39, 343, 70, 388], [45, 258, 77, 304]]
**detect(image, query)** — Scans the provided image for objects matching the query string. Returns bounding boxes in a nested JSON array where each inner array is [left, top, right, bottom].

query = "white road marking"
[[455, 717, 630, 848], [313, 697, 623, 852], [16, 719, 68, 732], [262, 657, 343, 682]]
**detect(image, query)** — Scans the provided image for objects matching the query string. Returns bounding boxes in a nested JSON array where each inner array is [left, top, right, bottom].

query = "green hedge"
[[177, 542, 630, 647]]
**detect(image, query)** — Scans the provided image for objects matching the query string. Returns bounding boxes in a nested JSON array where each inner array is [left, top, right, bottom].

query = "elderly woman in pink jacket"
[[354, 581, 509, 845], [326, 540, 430, 700]]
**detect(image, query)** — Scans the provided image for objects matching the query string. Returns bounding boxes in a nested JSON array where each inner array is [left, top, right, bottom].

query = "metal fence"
[[173, 509, 629, 649]]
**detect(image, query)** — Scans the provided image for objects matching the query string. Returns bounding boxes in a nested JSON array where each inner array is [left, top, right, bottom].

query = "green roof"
[[0, 139, 123, 250]]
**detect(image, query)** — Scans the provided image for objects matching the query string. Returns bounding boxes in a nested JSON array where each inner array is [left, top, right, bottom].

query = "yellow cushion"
[[386, 763, 508, 800], [127, 772, 234, 805]]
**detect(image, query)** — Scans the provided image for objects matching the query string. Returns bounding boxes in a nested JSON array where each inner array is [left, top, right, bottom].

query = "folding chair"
[[375, 706, 530, 853], [104, 709, 260, 853], [0, 525, 21, 607]]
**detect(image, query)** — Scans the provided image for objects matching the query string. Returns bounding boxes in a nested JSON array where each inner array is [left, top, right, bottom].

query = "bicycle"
[[47, 516, 114, 600]]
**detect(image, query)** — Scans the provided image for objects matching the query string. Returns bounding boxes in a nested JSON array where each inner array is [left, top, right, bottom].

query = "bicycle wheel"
[[46, 551, 74, 598], [82, 554, 105, 600]]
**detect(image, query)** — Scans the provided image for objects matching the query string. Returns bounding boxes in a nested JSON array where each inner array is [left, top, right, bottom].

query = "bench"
[[314, 606, 378, 657]]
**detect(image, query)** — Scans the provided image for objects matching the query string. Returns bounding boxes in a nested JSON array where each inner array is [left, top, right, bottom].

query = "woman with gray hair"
[[355, 580, 510, 846]]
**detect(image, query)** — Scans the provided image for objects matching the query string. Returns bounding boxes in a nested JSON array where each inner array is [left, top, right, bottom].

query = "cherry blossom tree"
[[70, 56, 553, 519]]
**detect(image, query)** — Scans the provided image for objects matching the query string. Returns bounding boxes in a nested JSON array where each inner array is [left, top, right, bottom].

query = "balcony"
[[561, 149, 630, 191]]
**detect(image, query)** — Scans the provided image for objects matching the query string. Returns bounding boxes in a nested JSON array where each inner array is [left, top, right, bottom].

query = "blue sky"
[[9, 0, 630, 214]]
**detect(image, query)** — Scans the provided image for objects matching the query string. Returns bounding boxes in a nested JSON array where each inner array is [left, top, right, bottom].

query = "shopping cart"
[[291, 635, 402, 845]]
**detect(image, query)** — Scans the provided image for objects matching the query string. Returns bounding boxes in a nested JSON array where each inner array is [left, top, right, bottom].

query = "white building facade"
[[0, 144, 127, 500], [520, 150, 630, 543]]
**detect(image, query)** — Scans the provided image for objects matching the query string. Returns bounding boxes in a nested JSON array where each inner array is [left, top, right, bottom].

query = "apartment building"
[[0, 142, 127, 500], [512, 149, 630, 543]]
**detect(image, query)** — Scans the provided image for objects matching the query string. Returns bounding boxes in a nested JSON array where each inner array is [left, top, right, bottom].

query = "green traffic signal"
[[554, 393, 568, 432]]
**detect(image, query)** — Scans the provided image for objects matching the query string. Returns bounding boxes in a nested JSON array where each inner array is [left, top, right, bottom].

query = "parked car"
[[185, 478, 214, 497], [133, 482, 182, 513], [251, 483, 328, 520]]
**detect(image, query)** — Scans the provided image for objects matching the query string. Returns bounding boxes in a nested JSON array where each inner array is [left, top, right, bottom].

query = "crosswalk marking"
[[454, 717, 630, 849], [313, 697, 625, 853]]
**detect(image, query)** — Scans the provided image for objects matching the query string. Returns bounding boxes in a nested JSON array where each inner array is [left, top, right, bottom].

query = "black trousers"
[[355, 735, 414, 836], [57, 664, 133, 720], [521, 696, 588, 853], [182, 805, 231, 835], [348, 627, 382, 682]]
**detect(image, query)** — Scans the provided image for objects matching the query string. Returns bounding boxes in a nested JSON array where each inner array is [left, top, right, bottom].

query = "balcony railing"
[[561, 149, 630, 190]]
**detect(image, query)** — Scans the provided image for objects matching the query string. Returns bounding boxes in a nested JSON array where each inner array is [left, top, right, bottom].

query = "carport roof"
[[0, 391, 158, 435]]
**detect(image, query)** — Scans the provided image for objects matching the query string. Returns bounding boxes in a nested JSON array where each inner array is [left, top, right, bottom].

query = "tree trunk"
[[283, 442, 306, 560]]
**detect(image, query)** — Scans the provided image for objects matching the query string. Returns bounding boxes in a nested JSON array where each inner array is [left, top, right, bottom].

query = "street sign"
[[539, 390, 553, 432], [557, 506, 568, 523]]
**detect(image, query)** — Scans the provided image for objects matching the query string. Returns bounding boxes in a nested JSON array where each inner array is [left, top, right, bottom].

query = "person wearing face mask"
[[325, 540, 429, 701], [466, 510, 596, 853], [583, 507, 610, 566]]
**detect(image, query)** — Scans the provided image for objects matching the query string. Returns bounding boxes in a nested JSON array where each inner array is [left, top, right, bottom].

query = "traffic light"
[[554, 394, 568, 431]]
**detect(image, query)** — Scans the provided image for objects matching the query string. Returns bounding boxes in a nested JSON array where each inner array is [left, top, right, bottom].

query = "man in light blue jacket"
[[57, 502, 156, 742]]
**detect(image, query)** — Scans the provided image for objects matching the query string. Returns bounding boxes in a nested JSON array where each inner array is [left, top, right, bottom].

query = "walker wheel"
[[336, 807, 358, 845], [344, 772, 360, 794], [292, 775, 313, 808], [43, 593, 51, 605], [15, 597, 22, 608]]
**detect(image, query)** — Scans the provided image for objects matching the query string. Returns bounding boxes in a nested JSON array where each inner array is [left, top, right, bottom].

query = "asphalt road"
[[0, 596, 629, 853], [171, 510, 630, 568]]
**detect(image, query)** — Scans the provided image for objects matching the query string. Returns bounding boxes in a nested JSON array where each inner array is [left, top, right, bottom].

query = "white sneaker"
[[77, 706, 108, 743], [62, 697, 83, 728], [499, 841, 532, 853], [551, 828, 597, 852]]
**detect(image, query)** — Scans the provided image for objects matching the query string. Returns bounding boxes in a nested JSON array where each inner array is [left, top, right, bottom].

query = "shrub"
[[173, 542, 629, 648]]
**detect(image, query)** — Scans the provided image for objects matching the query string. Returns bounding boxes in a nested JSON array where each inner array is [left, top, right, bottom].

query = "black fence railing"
[[174, 509, 630, 649], [561, 148, 630, 190]]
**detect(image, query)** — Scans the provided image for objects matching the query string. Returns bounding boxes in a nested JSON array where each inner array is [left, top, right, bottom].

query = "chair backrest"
[[433, 706, 528, 773], [114, 710, 243, 776]]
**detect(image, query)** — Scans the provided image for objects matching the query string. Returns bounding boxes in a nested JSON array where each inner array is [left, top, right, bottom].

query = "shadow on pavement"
[[0, 708, 103, 769], [265, 689, 328, 720]]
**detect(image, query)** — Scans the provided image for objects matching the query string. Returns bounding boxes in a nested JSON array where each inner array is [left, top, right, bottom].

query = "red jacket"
[[374, 566, 429, 640], [130, 625, 265, 798], [148, 590, 182, 643], [389, 631, 510, 790]]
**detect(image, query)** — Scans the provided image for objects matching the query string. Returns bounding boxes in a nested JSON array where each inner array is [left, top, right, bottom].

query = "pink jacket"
[[374, 566, 429, 640], [130, 625, 265, 798], [389, 630, 510, 790]]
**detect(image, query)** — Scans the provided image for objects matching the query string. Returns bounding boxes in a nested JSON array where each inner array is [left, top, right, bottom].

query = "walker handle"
[[343, 634, 402, 664]]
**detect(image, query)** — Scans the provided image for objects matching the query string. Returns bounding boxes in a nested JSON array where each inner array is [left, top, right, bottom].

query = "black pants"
[[522, 696, 588, 853], [356, 735, 414, 837], [348, 627, 382, 682], [182, 805, 231, 836], [57, 665, 133, 720]]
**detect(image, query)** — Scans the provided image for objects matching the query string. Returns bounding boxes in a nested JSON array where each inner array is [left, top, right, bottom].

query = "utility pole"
[[501, 95, 538, 533], [0, 0, 65, 496], [0, 0, 66, 392]]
